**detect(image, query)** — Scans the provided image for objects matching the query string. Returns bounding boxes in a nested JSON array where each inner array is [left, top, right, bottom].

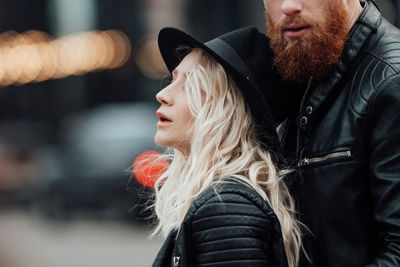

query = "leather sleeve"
[[366, 75, 400, 266], [189, 191, 278, 267]]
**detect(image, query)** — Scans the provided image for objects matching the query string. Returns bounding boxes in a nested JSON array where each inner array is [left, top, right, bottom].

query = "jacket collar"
[[340, 0, 380, 71], [305, 0, 381, 117]]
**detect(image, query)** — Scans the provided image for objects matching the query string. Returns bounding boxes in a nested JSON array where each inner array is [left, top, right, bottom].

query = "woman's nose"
[[156, 87, 171, 105]]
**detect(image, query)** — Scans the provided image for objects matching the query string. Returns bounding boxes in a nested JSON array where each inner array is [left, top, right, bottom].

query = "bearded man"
[[262, 0, 400, 266]]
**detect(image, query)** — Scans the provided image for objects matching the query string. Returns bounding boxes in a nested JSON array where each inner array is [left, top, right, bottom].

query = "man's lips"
[[283, 24, 311, 38]]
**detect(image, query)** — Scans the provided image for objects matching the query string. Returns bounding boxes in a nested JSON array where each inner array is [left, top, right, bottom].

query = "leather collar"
[[304, 1, 381, 124]]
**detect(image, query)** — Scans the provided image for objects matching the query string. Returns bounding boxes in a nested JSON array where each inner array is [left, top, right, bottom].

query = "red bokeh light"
[[133, 150, 169, 188]]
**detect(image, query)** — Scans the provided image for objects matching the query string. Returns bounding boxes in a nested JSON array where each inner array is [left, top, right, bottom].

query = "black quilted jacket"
[[279, 1, 400, 266], [152, 180, 289, 267]]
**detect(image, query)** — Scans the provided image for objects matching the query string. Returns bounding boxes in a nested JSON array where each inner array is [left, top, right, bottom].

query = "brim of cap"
[[158, 27, 199, 73], [158, 27, 259, 103], [158, 27, 241, 79]]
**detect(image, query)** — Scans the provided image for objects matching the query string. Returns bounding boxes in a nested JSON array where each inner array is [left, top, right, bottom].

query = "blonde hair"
[[153, 48, 303, 267]]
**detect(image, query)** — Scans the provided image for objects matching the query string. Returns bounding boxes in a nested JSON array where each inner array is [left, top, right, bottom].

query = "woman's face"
[[154, 49, 200, 154]]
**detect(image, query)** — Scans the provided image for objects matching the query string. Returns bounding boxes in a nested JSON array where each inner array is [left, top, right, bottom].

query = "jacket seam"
[[195, 237, 266, 247], [193, 213, 270, 224], [196, 247, 267, 255], [193, 224, 271, 235], [367, 73, 400, 122], [197, 259, 269, 265], [194, 235, 270, 246], [362, 49, 400, 74], [348, 53, 376, 118], [194, 201, 266, 213]]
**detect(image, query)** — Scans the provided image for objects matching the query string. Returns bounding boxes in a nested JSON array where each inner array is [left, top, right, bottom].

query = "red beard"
[[266, 2, 350, 83]]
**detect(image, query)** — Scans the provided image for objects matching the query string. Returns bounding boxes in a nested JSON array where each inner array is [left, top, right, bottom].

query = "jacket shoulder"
[[349, 19, 400, 117], [187, 180, 276, 220], [182, 180, 288, 266], [360, 18, 400, 79], [184, 180, 282, 242]]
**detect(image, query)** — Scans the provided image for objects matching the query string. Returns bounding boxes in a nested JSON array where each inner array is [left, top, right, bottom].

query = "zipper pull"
[[298, 158, 309, 167], [173, 256, 180, 267]]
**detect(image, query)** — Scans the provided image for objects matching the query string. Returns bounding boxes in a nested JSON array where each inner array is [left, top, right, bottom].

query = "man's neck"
[[347, 0, 364, 29]]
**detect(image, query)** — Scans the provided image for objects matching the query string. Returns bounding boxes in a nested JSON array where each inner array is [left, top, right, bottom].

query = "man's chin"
[[266, 1, 350, 83]]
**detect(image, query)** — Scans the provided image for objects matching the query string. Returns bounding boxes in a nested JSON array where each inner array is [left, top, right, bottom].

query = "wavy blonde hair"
[[153, 48, 303, 267]]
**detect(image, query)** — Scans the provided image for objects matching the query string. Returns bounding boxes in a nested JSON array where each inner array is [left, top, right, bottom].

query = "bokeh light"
[[0, 29, 131, 86], [134, 34, 168, 80], [133, 150, 169, 188]]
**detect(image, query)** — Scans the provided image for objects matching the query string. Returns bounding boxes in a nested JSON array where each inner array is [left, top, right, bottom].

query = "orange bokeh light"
[[0, 29, 131, 87]]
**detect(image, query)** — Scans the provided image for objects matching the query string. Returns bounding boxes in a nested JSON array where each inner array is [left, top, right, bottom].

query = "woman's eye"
[[160, 75, 173, 89]]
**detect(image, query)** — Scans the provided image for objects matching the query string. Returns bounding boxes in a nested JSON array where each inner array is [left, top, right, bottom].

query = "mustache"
[[275, 16, 316, 30]]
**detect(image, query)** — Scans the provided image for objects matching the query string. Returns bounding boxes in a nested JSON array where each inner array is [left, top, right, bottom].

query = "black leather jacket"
[[152, 180, 289, 267], [280, 1, 400, 266]]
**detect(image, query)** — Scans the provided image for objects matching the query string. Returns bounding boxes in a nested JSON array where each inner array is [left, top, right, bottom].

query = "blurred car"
[[36, 102, 161, 223]]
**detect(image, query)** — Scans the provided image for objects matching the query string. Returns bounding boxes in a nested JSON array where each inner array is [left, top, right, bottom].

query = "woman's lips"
[[157, 120, 171, 127], [283, 24, 311, 38], [156, 111, 172, 127]]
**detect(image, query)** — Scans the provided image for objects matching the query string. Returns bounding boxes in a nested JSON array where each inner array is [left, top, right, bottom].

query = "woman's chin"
[[154, 134, 170, 148]]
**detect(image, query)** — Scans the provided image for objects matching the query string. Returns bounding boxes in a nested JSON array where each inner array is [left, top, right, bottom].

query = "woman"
[[151, 26, 302, 267]]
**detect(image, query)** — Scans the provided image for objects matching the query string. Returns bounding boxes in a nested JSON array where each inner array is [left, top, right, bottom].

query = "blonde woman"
[[151, 27, 303, 267]]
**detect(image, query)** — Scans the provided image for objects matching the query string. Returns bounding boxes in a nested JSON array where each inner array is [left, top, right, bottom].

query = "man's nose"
[[281, 0, 302, 16]]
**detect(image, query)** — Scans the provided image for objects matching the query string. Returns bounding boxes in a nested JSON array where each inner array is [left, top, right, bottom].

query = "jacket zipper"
[[298, 150, 352, 167], [173, 256, 180, 267], [296, 77, 314, 161]]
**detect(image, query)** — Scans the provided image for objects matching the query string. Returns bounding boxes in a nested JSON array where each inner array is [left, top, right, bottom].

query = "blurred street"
[[0, 1, 398, 267], [0, 210, 163, 267]]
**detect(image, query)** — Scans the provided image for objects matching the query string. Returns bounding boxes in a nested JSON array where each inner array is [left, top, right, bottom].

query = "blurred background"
[[0, 0, 398, 267]]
